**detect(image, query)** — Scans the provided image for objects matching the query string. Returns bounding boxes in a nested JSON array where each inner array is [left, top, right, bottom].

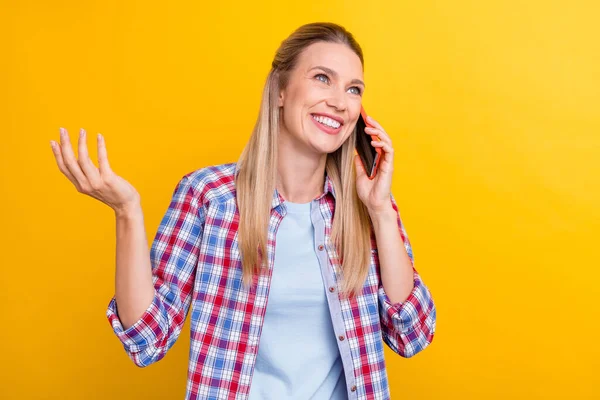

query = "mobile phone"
[[355, 105, 382, 180]]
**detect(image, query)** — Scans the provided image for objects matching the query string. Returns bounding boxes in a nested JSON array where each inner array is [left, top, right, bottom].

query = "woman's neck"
[[276, 136, 327, 203]]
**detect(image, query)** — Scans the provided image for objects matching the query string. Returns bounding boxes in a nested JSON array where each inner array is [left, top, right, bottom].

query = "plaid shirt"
[[106, 162, 436, 400]]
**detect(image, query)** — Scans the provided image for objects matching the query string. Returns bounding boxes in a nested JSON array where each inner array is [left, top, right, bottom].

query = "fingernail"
[[50, 140, 56, 149], [59, 127, 65, 136], [80, 128, 85, 137], [97, 133, 103, 141]]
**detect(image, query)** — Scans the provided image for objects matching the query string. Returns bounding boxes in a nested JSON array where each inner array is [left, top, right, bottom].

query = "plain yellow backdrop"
[[1, 0, 599, 399]]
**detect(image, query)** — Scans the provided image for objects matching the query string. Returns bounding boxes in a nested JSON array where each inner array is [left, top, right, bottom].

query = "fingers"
[[96, 133, 113, 176], [50, 139, 78, 185], [364, 126, 392, 146], [77, 128, 102, 188], [365, 116, 393, 145], [59, 127, 92, 191], [363, 116, 394, 172], [366, 115, 385, 132], [55, 127, 96, 193], [371, 139, 394, 172]]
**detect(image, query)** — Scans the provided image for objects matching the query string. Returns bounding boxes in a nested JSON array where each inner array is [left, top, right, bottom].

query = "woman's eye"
[[315, 74, 329, 84], [315, 73, 361, 95]]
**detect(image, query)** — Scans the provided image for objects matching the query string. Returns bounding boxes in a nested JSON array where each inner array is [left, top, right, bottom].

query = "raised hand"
[[354, 115, 395, 215], [50, 127, 141, 216]]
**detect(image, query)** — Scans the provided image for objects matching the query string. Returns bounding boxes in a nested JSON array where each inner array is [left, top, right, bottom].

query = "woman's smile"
[[310, 112, 344, 135]]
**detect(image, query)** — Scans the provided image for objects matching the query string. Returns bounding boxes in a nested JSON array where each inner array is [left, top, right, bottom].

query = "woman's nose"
[[326, 89, 347, 111]]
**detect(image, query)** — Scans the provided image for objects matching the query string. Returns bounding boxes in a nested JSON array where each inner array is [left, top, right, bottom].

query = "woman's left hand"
[[354, 115, 395, 215]]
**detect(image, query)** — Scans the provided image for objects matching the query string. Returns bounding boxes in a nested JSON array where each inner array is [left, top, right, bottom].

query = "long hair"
[[235, 22, 372, 297]]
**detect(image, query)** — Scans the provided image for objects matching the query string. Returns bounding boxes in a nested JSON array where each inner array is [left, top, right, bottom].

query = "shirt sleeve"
[[105, 174, 205, 367], [377, 193, 436, 358]]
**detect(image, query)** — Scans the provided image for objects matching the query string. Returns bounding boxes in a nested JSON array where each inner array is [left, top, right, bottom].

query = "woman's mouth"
[[311, 113, 343, 135]]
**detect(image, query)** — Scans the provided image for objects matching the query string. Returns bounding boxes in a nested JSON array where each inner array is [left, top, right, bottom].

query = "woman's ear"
[[278, 89, 284, 107]]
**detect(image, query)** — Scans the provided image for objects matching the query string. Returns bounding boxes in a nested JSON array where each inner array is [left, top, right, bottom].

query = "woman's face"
[[278, 41, 364, 156]]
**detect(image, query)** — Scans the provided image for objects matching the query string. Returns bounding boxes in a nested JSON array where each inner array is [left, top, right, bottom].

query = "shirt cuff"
[[378, 273, 433, 335], [106, 290, 166, 354]]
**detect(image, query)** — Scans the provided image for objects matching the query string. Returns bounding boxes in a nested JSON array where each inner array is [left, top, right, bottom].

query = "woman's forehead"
[[297, 42, 364, 79]]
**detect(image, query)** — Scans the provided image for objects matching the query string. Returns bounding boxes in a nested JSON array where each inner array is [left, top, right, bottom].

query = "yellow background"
[[1, 0, 599, 398]]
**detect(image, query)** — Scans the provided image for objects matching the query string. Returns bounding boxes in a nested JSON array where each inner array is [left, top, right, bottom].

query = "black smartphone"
[[355, 105, 382, 179]]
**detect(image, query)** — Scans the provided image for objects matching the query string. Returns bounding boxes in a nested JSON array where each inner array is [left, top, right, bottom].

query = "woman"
[[50, 22, 436, 400]]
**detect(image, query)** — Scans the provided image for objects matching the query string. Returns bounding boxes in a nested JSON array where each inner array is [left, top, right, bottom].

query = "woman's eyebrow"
[[309, 65, 365, 87]]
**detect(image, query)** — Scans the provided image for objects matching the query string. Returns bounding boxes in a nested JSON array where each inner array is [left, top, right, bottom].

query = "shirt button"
[[328, 286, 335, 293], [351, 385, 357, 392], [338, 335, 345, 341], [318, 244, 324, 251]]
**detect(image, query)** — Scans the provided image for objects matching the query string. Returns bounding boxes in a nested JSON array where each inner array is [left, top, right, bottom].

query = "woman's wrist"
[[114, 200, 143, 220]]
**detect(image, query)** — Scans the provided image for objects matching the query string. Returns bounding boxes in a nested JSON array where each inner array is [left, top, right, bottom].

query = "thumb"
[[354, 154, 366, 179]]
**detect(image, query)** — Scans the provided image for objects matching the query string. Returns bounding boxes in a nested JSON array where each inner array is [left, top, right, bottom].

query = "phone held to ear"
[[355, 105, 382, 180]]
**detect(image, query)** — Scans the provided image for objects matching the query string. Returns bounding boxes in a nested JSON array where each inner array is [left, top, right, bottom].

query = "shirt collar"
[[272, 172, 336, 209], [234, 162, 337, 210]]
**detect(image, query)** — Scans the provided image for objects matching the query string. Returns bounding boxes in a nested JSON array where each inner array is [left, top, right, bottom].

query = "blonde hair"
[[235, 22, 372, 297]]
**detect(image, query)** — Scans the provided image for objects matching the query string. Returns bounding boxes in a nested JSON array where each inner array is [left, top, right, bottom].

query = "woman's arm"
[[114, 203, 155, 330], [369, 205, 414, 304], [106, 175, 206, 367], [370, 194, 436, 358], [50, 127, 204, 366], [352, 115, 435, 357], [50, 127, 154, 329]]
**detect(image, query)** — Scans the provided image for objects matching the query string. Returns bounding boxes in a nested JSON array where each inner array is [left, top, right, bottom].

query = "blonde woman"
[[50, 22, 436, 400]]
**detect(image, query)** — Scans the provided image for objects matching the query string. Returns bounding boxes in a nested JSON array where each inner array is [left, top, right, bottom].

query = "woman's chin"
[[318, 144, 344, 155], [305, 137, 335, 153]]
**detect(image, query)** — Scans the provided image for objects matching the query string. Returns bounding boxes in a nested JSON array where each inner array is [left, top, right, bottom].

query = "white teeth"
[[312, 115, 341, 129]]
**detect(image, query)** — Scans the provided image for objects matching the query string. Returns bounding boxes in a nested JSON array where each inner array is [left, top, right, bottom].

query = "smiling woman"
[[50, 21, 436, 400]]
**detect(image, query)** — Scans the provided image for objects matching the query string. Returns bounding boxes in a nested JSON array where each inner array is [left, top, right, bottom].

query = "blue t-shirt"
[[248, 199, 347, 399]]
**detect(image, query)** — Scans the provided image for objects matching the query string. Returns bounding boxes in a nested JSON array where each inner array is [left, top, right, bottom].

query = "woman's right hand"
[[50, 127, 141, 216]]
